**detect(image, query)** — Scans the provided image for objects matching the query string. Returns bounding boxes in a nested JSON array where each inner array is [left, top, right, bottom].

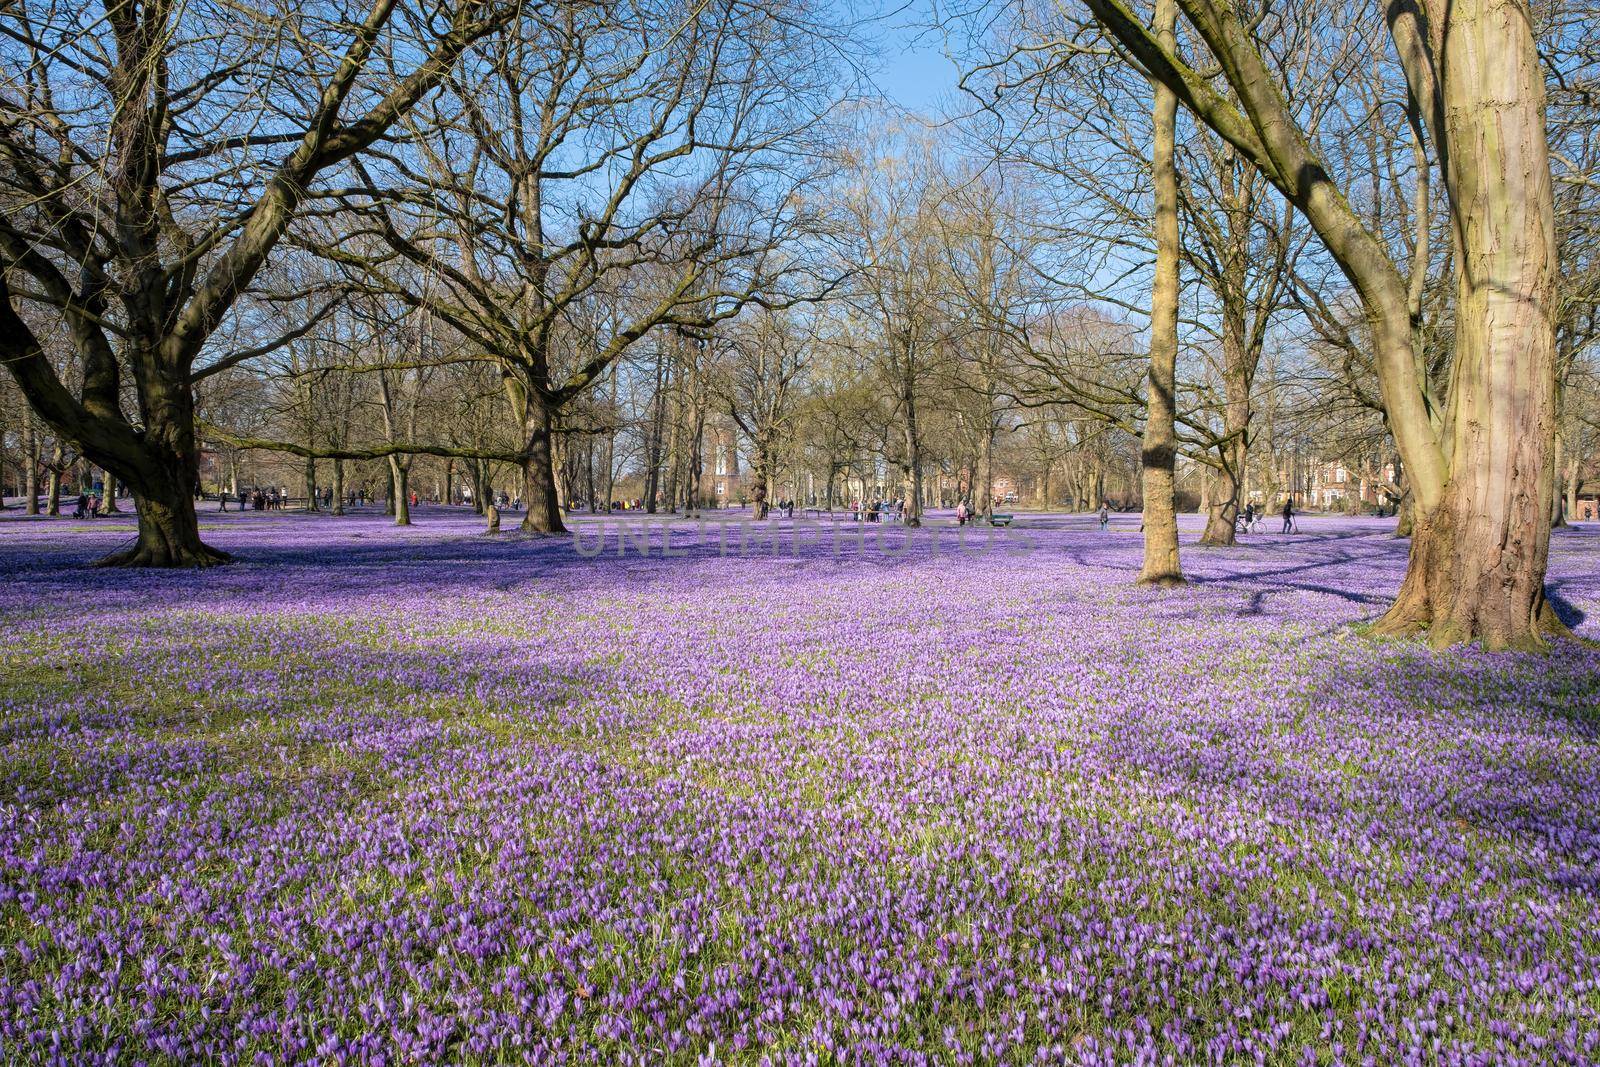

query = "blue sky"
[[851, 0, 965, 114]]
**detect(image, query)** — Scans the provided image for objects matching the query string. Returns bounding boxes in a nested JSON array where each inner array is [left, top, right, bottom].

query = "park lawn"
[[2, 509, 1598, 1064]]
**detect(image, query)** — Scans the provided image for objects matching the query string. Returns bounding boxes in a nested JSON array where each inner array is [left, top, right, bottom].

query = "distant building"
[[198, 449, 222, 488], [706, 422, 741, 501], [1573, 482, 1599, 522], [1273, 457, 1396, 509]]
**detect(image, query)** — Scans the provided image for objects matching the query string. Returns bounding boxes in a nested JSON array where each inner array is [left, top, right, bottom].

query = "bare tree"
[[0, 0, 506, 564]]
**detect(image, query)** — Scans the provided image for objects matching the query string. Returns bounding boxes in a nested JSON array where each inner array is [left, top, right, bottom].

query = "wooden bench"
[[988, 513, 1014, 527]]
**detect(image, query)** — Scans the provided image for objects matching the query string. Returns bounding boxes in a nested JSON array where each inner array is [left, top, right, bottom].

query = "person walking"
[[73, 492, 88, 519], [1281, 497, 1295, 534], [1098, 503, 1110, 531]]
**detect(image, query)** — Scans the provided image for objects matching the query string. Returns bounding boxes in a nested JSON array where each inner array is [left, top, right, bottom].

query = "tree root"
[[94, 541, 232, 568]]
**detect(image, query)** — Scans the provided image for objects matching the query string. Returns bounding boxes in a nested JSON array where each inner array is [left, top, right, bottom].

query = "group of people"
[[70, 493, 104, 519], [218, 487, 289, 511], [1232, 499, 1297, 534], [852, 498, 906, 523]]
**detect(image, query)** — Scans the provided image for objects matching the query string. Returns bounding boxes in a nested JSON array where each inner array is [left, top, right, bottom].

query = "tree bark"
[[1550, 431, 1566, 527], [1371, 0, 1559, 649], [332, 458, 346, 515], [519, 391, 566, 534], [685, 404, 705, 518], [1200, 321, 1251, 545], [979, 426, 995, 517], [103, 488, 222, 568], [98, 470, 120, 514], [900, 361, 923, 527], [749, 436, 772, 519], [389, 457, 411, 526], [1138, 0, 1185, 587], [304, 456, 319, 511], [1565, 454, 1579, 523], [22, 418, 39, 515], [97, 368, 226, 564], [46, 444, 62, 516]]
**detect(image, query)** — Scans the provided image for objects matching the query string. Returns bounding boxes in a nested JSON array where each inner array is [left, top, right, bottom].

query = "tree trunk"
[[474, 460, 490, 514], [662, 386, 682, 515], [46, 445, 62, 516], [1200, 335, 1250, 545], [750, 437, 772, 519], [304, 456, 318, 511], [389, 458, 410, 526], [1372, 0, 1558, 649], [95, 370, 226, 566], [0, 392, 9, 511], [686, 406, 705, 518], [104, 486, 222, 567], [1138, 0, 1185, 587], [22, 418, 39, 515], [520, 391, 566, 534], [1550, 431, 1566, 527], [901, 366, 923, 527], [332, 458, 346, 515], [643, 351, 667, 514], [1565, 453, 1579, 522], [98, 470, 120, 514], [978, 428, 995, 517]]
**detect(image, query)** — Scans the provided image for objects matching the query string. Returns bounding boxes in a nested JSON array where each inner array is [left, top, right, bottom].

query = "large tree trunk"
[[0, 394, 8, 512], [22, 418, 39, 515], [107, 485, 222, 567], [662, 385, 682, 515], [749, 437, 772, 519], [45, 445, 62, 516], [1200, 318, 1251, 545], [1395, 486, 1415, 538], [978, 427, 995, 517], [389, 458, 411, 526], [332, 458, 346, 515], [685, 405, 705, 518], [106, 478, 224, 565], [642, 351, 667, 514], [98, 469, 120, 514], [97, 369, 227, 566], [1565, 453, 1580, 522], [1138, 0, 1185, 588], [1372, 0, 1558, 649], [468, 460, 479, 511], [303, 456, 318, 511], [901, 367, 923, 527], [1550, 431, 1568, 527], [520, 391, 566, 534]]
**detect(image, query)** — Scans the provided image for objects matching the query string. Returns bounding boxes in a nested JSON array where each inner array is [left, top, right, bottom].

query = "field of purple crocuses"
[[2, 508, 1598, 1064]]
